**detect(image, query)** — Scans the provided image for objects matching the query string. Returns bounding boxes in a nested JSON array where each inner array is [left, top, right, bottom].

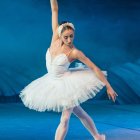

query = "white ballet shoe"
[[100, 134, 106, 140], [94, 134, 106, 140]]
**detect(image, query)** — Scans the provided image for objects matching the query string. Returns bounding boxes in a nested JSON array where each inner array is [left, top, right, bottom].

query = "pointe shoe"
[[94, 134, 106, 140], [100, 134, 106, 140]]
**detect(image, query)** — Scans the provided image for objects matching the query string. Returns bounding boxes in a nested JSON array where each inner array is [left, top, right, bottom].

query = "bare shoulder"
[[72, 46, 86, 59]]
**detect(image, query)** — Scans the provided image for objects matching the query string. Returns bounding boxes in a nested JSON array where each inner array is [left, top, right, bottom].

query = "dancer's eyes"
[[64, 35, 73, 39], [64, 36, 68, 39], [70, 35, 73, 38]]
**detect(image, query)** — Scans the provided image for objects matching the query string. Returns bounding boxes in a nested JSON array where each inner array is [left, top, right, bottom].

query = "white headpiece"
[[58, 22, 75, 37]]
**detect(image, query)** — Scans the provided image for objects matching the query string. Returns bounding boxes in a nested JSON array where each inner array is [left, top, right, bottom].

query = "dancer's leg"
[[55, 107, 73, 140], [73, 106, 105, 140]]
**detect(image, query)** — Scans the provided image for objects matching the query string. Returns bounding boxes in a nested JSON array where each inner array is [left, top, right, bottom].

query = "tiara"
[[58, 22, 75, 37]]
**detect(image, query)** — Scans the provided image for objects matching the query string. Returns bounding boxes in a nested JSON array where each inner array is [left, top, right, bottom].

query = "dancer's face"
[[61, 29, 74, 47]]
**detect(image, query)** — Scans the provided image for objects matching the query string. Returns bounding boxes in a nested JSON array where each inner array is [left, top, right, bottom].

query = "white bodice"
[[46, 48, 71, 78]]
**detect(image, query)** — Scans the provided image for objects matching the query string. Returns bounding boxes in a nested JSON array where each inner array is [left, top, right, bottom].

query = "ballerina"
[[19, 0, 118, 140]]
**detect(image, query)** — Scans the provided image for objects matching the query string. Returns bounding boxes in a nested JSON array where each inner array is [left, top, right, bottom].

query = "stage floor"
[[0, 100, 140, 140]]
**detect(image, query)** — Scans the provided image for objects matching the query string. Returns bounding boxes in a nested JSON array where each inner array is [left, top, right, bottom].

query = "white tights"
[[54, 106, 100, 140]]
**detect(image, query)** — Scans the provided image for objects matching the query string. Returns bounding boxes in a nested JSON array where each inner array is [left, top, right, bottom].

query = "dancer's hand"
[[106, 86, 118, 102]]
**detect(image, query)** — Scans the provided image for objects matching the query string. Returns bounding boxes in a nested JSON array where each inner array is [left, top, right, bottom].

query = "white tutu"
[[19, 48, 107, 112]]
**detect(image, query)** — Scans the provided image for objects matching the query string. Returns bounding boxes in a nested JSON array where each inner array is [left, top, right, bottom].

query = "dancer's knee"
[[60, 116, 70, 127], [60, 108, 73, 127]]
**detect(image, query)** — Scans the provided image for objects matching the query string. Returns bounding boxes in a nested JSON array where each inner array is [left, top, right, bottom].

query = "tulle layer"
[[19, 68, 107, 112]]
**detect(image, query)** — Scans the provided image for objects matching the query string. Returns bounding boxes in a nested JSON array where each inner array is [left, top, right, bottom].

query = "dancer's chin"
[[67, 43, 72, 47]]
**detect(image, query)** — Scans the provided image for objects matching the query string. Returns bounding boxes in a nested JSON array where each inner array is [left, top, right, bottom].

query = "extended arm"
[[73, 49, 118, 102], [50, 0, 59, 44]]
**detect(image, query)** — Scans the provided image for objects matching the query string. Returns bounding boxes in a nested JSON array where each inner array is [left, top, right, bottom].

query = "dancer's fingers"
[[115, 92, 118, 96], [107, 94, 111, 100]]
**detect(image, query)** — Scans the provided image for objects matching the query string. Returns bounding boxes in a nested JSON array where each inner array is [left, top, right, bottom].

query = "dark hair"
[[59, 21, 74, 35]]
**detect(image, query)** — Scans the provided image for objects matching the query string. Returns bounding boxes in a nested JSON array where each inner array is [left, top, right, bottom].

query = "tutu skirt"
[[19, 67, 107, 112]]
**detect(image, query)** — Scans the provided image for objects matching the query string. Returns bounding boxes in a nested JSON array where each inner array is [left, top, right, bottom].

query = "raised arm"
[[50, 0, 59, 44]]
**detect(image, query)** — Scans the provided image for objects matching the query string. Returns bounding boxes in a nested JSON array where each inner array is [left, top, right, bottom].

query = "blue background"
[[0, 0, 140, 104]]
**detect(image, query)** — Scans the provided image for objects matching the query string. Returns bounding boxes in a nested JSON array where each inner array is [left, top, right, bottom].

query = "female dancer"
[[19, 0, 118, 140], [49, 1, 118, 140]]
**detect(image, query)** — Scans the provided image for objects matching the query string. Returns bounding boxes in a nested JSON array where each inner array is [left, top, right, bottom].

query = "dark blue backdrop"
[[0, 0, 140, 104]]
